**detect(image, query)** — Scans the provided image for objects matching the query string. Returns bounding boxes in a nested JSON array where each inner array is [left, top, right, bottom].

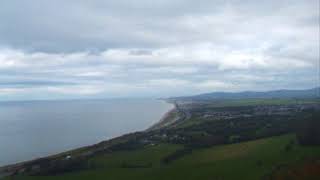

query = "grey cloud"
[[0, 80, 76, 88], [0, 0, 318, 100], [0, 0, 317, 52], [129, 50, 153, 56]]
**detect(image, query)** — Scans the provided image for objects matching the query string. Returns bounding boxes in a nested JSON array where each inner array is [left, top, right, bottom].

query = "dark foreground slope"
[[1, 97, 320, 180], [3, 134, 320, 180]]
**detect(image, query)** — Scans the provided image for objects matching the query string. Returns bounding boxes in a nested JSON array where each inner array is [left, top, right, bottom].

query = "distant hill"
[[170, 87, 320, 101]]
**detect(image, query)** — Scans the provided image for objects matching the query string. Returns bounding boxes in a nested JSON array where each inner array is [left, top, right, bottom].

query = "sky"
[[0, 0, 319, 101]]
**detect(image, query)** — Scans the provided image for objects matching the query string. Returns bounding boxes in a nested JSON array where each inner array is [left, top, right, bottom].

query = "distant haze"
[[0, 99, 173, 166]]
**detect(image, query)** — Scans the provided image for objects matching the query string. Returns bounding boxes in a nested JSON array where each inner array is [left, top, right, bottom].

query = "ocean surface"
[[0, 99, 173, 166]]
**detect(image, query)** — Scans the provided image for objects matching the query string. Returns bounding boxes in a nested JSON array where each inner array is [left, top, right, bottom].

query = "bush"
[[162, 148, 192, 164], [296, 111, 320, 146]]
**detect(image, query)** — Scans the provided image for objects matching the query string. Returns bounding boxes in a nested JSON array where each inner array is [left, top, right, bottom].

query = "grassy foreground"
[[7, 134, 320, 180]]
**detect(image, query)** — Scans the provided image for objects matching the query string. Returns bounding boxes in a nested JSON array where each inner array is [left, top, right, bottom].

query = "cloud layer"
[[0, 0, 319, 100]]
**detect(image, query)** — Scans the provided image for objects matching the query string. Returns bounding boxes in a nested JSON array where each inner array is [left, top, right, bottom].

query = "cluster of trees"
[[164, 106, 320, 149], [19, 157, 89, 176], [159, 108, 320, 164], [166, 115, 296, 147], [162, 148, 192, 164], [296, 110, 320, 146]]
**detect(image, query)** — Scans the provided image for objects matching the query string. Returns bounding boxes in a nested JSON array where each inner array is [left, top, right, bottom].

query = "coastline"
[[146, 100, 177, 131], [0, 99, 180, 176], [145, 106, 177, 132]]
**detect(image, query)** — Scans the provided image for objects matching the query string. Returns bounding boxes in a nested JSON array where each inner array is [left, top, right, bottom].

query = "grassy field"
[[7, 134, 320, 180]]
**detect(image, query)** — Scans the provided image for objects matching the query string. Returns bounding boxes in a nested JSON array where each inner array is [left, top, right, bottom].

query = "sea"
[[0, 99, 173, 166]]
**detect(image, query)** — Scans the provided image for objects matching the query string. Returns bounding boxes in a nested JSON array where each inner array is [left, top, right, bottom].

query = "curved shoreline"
[[146, 103, 177, 131], [0, 100, 178, 175]]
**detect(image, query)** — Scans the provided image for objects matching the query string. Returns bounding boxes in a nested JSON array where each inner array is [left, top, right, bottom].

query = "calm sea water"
[[0, 99, 173, 166]]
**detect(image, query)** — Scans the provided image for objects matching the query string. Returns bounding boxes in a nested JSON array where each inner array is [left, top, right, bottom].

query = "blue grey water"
[[0, 99, 173, 166]]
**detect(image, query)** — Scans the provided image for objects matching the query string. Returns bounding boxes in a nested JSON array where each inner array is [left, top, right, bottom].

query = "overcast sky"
[[0, 0, 319, 101]]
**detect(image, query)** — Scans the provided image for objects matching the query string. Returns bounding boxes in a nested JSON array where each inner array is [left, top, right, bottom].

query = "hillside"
[[170, 87, 320, 101], [1, 97, 320, 180], [3, 134, 320, 180]]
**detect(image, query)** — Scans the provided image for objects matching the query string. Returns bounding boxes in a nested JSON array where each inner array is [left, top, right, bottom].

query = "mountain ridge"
[[170, 87, 320, 101]]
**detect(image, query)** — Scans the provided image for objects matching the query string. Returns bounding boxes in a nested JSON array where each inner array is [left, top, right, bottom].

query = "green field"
[[7, 134, 320, 180]]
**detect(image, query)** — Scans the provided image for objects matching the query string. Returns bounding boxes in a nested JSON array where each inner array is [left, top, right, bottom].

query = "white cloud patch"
[[46, 85, 105, 95], [0, 0, 318, 100], [0, 88, 26, 95], [196, 80, 234, 90]]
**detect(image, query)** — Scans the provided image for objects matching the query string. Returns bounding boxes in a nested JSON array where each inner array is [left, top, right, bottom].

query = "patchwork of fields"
[[6, 134, 320, 180]]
